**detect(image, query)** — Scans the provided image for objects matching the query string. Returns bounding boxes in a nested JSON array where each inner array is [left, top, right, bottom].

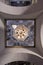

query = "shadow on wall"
[[5, 61, 31, 65]]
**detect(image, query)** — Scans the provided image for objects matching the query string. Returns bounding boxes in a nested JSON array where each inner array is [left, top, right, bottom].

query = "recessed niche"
[[9, 0, 32, 6], [5, 61, 33, 65], [5, 19, 36, 47]]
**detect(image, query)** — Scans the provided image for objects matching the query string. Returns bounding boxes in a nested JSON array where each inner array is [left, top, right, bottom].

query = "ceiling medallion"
[[12, 25, 30, 41]]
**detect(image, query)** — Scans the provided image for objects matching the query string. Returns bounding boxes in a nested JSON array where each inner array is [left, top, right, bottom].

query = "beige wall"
[[0, 19, 5, 52], [36, 13, 43, 55], [41, 23, 43, 48]]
